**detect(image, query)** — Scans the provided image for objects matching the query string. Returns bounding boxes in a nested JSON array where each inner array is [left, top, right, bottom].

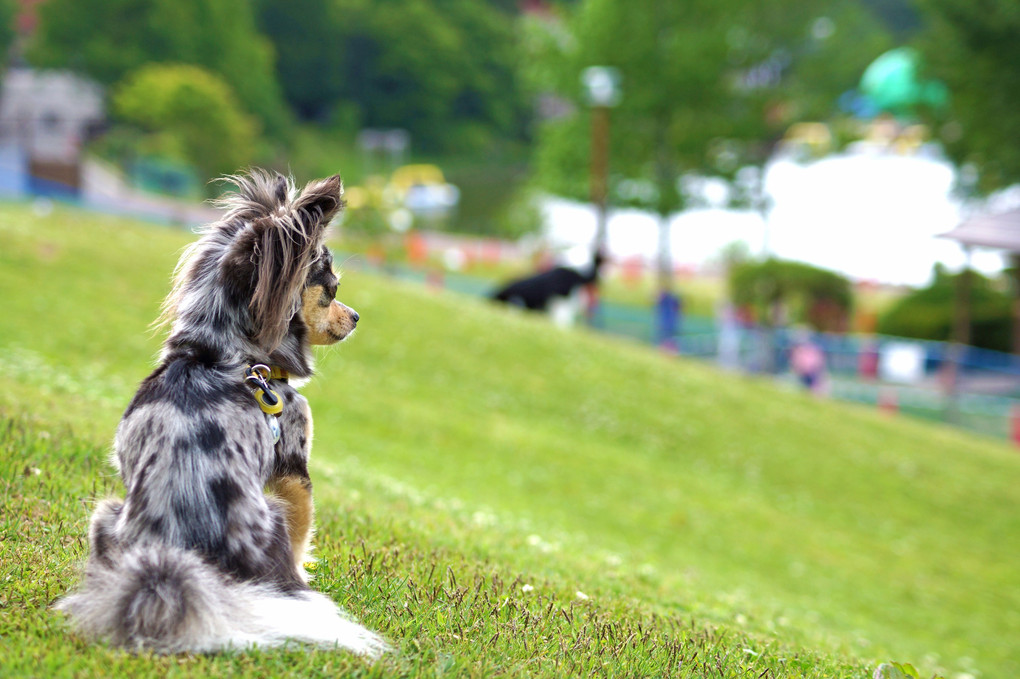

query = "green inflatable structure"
[[860, 47, 949, 117]]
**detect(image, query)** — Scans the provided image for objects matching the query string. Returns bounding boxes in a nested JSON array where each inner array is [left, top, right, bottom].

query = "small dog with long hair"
[[57, 170, 387, 656]]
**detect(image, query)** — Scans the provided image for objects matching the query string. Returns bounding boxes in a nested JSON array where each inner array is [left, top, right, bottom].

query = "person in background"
[[655, 286, 683, 352], [716, 300, 742, 370], [790, 329, 828, 395]]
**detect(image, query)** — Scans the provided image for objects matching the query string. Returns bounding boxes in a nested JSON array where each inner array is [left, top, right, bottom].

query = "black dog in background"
[[491, 251, 604, 311]]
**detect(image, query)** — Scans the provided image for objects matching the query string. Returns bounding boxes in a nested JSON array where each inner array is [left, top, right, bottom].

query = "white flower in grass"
[[472, 511, 495, 527], [521, 584, 534, 593], [575, 591, 590, 601], [637, 563, 657, 577]]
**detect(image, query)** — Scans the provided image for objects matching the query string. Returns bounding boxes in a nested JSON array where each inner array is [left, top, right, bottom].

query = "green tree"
[[530, 0, 893, 286], [878, 267, 1012, 352], [916, 0, 1020, 192], [0, 0, 15, 65], [858, 0, 922, 35], [255, 0, 526, 151], [113, 64, 257, 181], [531, 0, 735, 289], [252, 0, 344, 122], [28, 0, 289, 136], [762, 2, 895, 123], [729, 258, 854, 331]]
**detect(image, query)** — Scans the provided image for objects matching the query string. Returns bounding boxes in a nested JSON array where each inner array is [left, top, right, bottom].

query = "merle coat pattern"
[[56, 170, 387, 656]]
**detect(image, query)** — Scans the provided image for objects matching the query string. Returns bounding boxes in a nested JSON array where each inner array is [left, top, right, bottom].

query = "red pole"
[[879, 388, 898, 414], [1011, 404, 1020, 447]]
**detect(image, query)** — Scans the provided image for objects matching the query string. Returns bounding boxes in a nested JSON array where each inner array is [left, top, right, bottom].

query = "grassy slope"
[[0, 202, 1017, 678]]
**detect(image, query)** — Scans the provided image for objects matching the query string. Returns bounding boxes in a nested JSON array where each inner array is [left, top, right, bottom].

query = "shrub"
[[877, 266, 1013, 352], [112, 64, 258, 182], [729, 258, 854, 331]]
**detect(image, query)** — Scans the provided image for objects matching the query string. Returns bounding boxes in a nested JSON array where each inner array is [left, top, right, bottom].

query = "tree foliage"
[[252, 0, 342, 122], [0, 0, 15, 65], [916, 0, 1020, 192], [877, 267, 1013, 352], [729, 258, 854, 331], [255, 0, 526, 152], [27, 0, 289, 135], [112, 64, 257, 181], [530, 0, 893, 211], [858, 0, 922, 35]]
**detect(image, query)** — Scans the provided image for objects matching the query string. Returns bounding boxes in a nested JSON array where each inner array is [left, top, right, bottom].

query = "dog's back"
[[111, 356, 300, 589]]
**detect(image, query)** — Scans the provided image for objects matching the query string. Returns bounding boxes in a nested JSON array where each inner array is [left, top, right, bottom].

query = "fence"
[[671, 327, 1020, 442], [354, 258, 1020, 445]]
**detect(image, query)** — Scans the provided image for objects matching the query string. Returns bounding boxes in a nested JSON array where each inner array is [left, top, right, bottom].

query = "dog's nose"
[[351, 309, 360, 324]]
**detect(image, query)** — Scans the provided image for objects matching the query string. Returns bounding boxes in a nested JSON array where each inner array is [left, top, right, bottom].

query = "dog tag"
[[265, 413, 281, 444]]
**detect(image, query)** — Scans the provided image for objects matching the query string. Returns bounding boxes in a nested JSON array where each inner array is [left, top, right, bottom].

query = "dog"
[[491, 250, 604, 312], [56, 170, 387, 657]]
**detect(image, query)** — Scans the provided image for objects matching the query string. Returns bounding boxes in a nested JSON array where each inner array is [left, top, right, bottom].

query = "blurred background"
[[2, 0, 1020, 439], [4, 4, 1020, 677]]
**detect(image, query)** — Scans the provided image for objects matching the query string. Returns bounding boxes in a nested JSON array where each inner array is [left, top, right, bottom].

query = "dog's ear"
[[222, 173, 342, 352], [272, 172, 290, 205], [292, 174, 344, 230], [230, 215, 320, 352]]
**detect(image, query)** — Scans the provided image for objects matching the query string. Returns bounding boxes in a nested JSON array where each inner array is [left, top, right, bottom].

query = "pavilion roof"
[[940, 208, 1020, 252]]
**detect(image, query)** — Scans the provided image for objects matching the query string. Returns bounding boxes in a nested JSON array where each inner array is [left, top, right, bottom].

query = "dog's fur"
[[491, 251, 604, 311], [56, 170, 387, 656]]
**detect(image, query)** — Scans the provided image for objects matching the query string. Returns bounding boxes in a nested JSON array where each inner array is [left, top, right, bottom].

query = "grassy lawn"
[[1, 201, 1017, 678]]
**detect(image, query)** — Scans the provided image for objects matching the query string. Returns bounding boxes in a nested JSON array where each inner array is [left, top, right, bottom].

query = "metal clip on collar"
[[245, 364, 284, 416]]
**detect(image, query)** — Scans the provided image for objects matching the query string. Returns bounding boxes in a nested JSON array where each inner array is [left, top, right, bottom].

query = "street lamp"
[[581, 66, 620, 325], [582, 66, 621, 252]]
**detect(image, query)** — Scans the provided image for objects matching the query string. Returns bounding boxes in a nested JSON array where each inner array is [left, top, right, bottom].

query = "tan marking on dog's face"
[[301, 284, 358, 345]]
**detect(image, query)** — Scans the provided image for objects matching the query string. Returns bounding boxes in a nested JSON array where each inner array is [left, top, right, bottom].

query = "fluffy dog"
[[57, 170, 387, 656]]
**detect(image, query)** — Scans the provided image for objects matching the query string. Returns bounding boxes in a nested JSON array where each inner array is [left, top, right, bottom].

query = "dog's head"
[[297, 245, 359, 346], [225, 171, 358, 352], [162, 170, 359, 375]]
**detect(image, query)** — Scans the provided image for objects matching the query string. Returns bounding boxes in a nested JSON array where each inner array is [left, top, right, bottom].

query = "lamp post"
[[944, 165, 979, 424], [581, 66, 620, 325]]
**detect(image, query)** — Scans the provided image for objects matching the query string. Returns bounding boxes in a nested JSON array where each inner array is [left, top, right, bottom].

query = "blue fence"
[[348, 258, 1020, 444], [674, 326, 1020, 440]]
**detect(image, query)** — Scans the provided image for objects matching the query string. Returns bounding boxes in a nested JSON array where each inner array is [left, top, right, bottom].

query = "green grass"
[[1, 201, 1017, 678]]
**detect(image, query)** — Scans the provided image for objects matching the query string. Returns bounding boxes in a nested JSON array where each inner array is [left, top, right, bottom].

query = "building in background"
[[0, 67, 104, 197]]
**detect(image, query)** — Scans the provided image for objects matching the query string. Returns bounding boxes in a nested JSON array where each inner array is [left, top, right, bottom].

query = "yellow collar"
[[266, 365, 290, 381]]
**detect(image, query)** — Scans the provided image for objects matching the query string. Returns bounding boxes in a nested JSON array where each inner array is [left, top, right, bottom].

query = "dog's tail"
[[55, 543, 387, 656]]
